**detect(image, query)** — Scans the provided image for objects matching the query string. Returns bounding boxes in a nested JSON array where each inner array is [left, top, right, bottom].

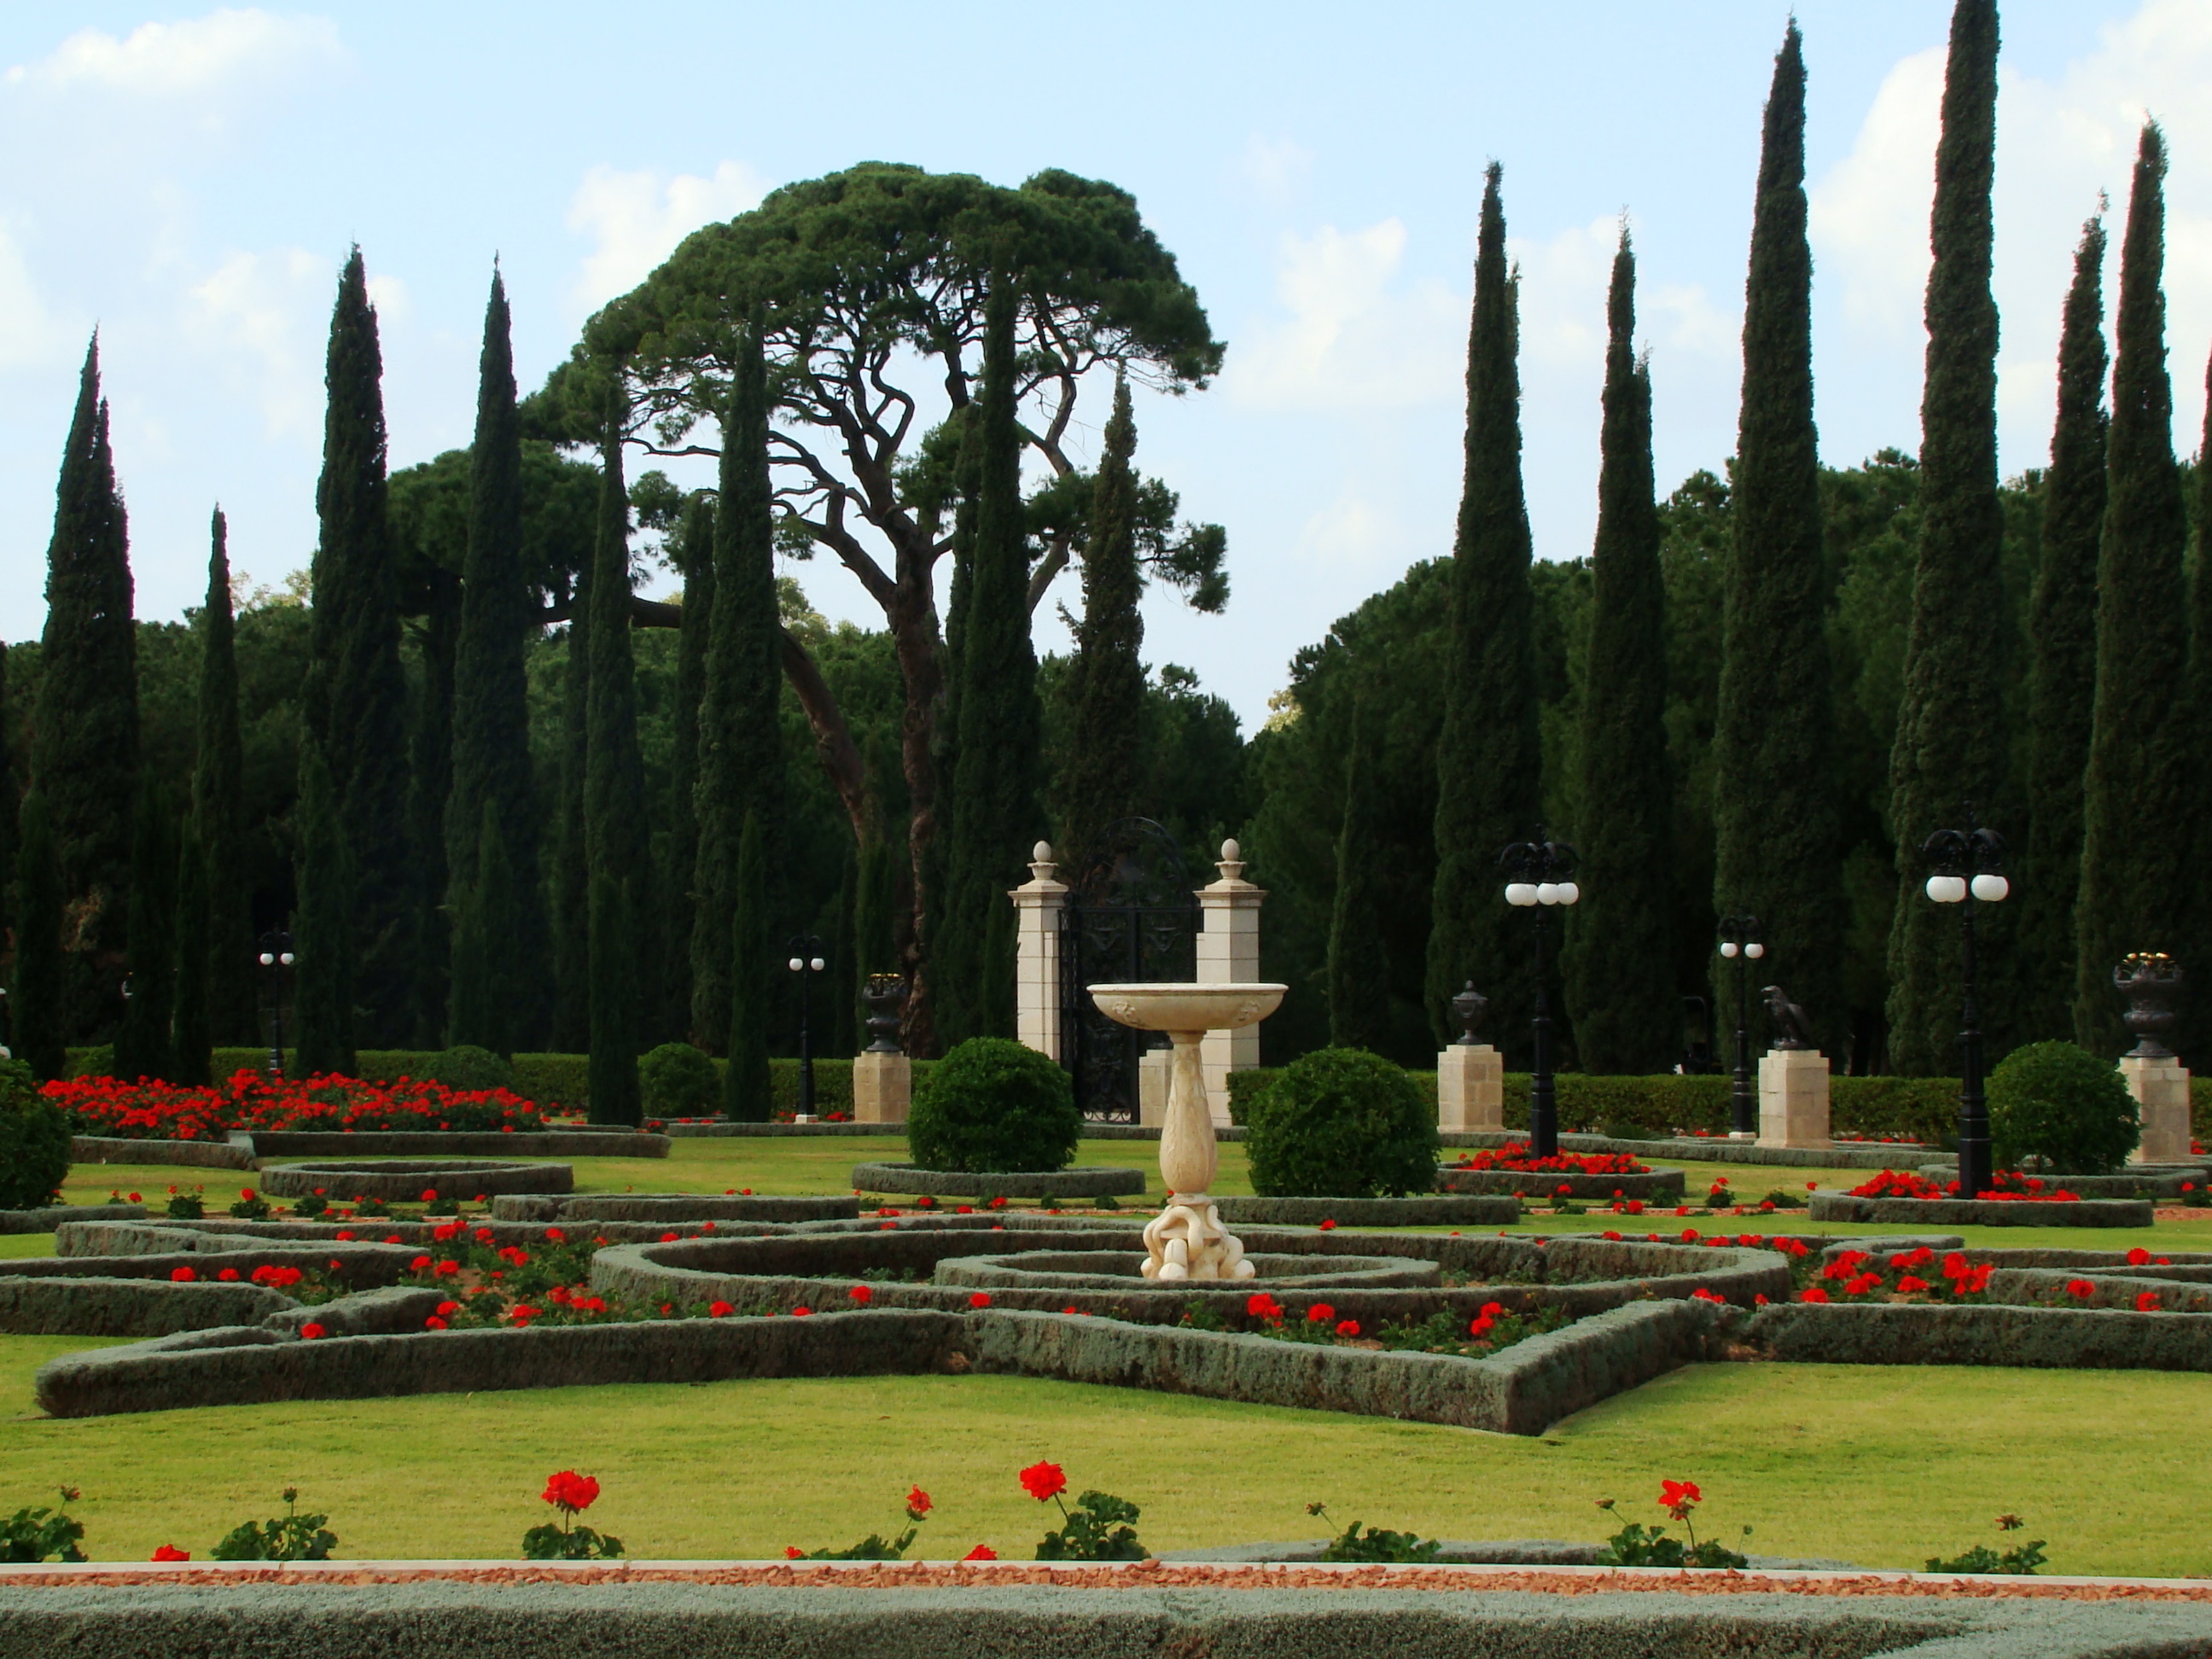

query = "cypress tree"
[[2020, 212, 2108, 1040], [194, 509, 256, 1045], [690, 329, 782, 1052], [725, 811, 772, 1120], [1563, 229, 1675, 1073], [448, 800, 510, 1054], [1327, 700, 1390, 1051], [2075, 123, 2192, 1054], [1058, 374, 1144, 860], [33, 338, 138, 1010], [0, 643, 16, 954], [1883, 0, 2006, 1074], [113, 775, 178, 1081], [584, 388, 649, 1123], [407, 569, 457, 1045], [2192, 343, 2212, 1039], [551, 551, 591, 1053], [292, 726, 356, 1078], [1711, 24, 1848, 1050], [665, 496, 715, 1039], [11, 793, 65, 1081], [1425, 164, 1542, 1051], [933, 271, 1044, 1047], [172, 824, 212, 1086], [445, 266, 546, 1051]]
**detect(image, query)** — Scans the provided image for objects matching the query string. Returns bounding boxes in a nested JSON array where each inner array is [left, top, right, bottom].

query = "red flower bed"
[[1447, 1144, 1649, 1176], [1847, 1168, 2081, 1202], [48, 1069, 550, 1142]]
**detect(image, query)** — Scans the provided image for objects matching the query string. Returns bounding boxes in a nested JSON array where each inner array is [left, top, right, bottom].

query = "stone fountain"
[[1087, 981, 1285, 1281]]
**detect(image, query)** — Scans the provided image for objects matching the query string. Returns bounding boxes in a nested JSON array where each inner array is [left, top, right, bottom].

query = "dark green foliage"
[[1597, 1517, 1748, 1571], [521, 1521, 624, 1561], [192, 509, 257, 1046], [2192, 344, 2212, 1055], [1927, 1539, 2047, 1575], [1325, 702, 1388, 1051], [1988, 1039, 2139, 1174], [1311, 1505, 1442, 1563], [447, 801, 515, 1054], [0, 1057, 69, 1210], [585, 866, 640, 1126], [1033, 1491, 1144, 1562], [291, 735, 356, 1079], [170, 824, 212, 1087], [311, 250, 411, 1046], [1563, 231, 1674, 1073], [551, 560, 591, 1053], [638, 1040, 718, 1119], [2076, 125, 2193, 1056], [0, 1489, 84, 1563], [724, 811, 772, 1121], [10, 794, 64, 1081], [1057, 376, 1144, 860], [32, 339, 139, 988], [420, 1044, 515, 1092], [1426, 164, 1542, 1051], [405, 562, 457, 1047], [1712, 24, 1847, 1052], [906, 1036, 1079, 1173], [1245, 1047, 1439, 1198], [211, 1489, 336, 1561], [1885, 0, 2008, 1075], [932, 276, 1044, 1048], [112, 776, 177, 1083], [0, 643, 14, 952], [690, 332, 782, 1052], [664, 498, 713, 1039], [2021, 216, 2109, 1044]]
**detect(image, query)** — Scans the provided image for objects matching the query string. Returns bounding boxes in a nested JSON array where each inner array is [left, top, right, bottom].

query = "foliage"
[[1595, 1481, 1747, 1569], [723, 812, 771, 1121], [522, 1469, 623, 1560], [1057, 375, 1145, 861], [46, 1068, 549, 1141], [1308, 1502, 1441, 1563], [1020, 1462, 1144, 1562], [1326, 699, 1389, 1051], [0, 1057, 69, 1210], [1988, 1039, 2139, 1174], [293, 739, 357, 1078], [8, 798, 65, 1082], [420, 1045, 516, 1093], [211, 1488, 337, 1561], [0, 1488, 84, 1563], [1245, 1047, 1438, 1198], [1927, 1513, 2046, 1575], [172, 824, 212, 1086], [907, 1038, 1079, 1173], [784, 1485, 929, 1561], [193, 509, 257, 1050], [639, 1041, 719, 1120]]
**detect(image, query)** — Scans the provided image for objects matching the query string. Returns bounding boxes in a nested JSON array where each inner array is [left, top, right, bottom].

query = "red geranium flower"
[[421, 1189, 438, 1202], [1691, 1288, 1724, 1303], [170, 1266, 196, 1282], [2065, 1278, 2095, 1299], [849, 1284, 874, 1304], [1798, 1287, 1830, 1303], [1318, 1219, 1336, 1231], [2136, 1291, 2162, 1313], [425, 1316, 448, 1330], [963, 1544, 998, 1561], [784, 1546, 805, 1559], [1895, 1276, 1931, 1295], [1334, 1318, 1360, 1338], [905, 1486, 931, 1519], [217, 1267, 240, 1282], [1020, 1461, 1067, 1502], [1659, 1480, 1702, 1518], [240, 1188, 255, 1201], [793, 1306, 812, 1317], [300, 1323, 326, 1340], [151, 1544, 189, 1561], [2128, 1247, 2151, 1266], [543, 1470, 599, 1515], [709, 1301, 734, 1318], [1306, 1303, 1335, 1324], [1246, 1292, 1283, 1320], [969, 1292, 992, 1308]]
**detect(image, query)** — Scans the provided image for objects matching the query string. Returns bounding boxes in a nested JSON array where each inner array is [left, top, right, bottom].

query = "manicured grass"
[[0, 1335, 2206, 1575]]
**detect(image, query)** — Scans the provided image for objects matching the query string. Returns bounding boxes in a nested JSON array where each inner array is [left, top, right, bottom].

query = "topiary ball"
[[1988, 1039, 2139, 1176], [0, 1057, 70, 1212], [639, 1042, 719, 1120], [908, 1038, 1080, 1173], [421, 1045, 516, 1093], [1246, 1047, 1438, 1198]]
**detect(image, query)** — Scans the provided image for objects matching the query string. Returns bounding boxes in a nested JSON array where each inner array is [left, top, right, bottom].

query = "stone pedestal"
[[1437, 1044, 1505, 1132], [1757, 1049, 1831, 1149], [1196, 841, 1266, 1126], [1009, 843, 1068, 1062], [1138, 1048, 1170, 1128], [853, 1051, 911, 1126], [2122, 1055, 2194, 1166]]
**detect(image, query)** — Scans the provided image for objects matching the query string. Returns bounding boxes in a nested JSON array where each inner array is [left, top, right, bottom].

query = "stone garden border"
[[1435, 1167, 1686, 1200], [259, 1160, 573, 1202], [1808, 1194, 2154, 1227], [850, 1162, 1145, 1199]]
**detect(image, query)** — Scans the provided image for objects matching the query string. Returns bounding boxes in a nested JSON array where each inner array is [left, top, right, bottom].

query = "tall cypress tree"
[[1058, 374, 1144, 861], [1883, 0, 2006, 1075], [194, 509, 256, 1045], [932, 271, 1044, 1046], [171, 824, 212, 1086], [2020, 212, 2108, 1041], [11, 793, 64, 1081], [2075, 123, 2192, 1054], [725, 811, 772, 1120], [311, 249, 410, 1045], [1563, 229, 1675, 1073], [448, 800, 506, 1054], [1711, 24, 1847, 1050], [407, 568, 457, 1046], [33, 338, 138, 1021], [292, 729, 355, 1078], [551, 552, 591, 1053], [1327, 700, 1390, 1051], [2191, 343, 2212, 1042], [113, 775, 178, 1081], [1425, 164, 1541, 1052], [665, 496, 715, 1041], [690, 329, 782, 1052], [584, 387, 649, 1123], [0, 643, 16, 956]]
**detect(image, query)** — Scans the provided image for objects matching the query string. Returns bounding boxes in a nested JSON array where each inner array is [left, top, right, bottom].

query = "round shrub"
[[0, 1057, 70, 1211], [1246, 1047, 1438, 1198], [639, 1042, 719, 1120], [908, 1038, 1080, 1173], [419, 1045, 515, 1093], [1988, 1040, 2139, 1175]]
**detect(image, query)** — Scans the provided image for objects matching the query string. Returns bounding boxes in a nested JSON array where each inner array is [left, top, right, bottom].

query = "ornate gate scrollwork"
[[1058, 818, 1199, 1122]]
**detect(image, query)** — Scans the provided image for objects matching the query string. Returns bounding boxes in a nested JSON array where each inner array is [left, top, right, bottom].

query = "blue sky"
[[0, 2, 2204, 726]]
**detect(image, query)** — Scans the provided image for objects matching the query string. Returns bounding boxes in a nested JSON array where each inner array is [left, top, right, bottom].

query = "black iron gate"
[[1060, 818, 1200, 1122]]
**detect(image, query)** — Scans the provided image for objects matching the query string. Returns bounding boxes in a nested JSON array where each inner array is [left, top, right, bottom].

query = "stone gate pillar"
[[1197, 839, 1266, 1126], [1010, 841, 1068, 1062], [2122, 1054, 2194, 1166]]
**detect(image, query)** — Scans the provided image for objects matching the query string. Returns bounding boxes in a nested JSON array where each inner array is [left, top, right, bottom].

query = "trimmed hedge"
[[0, 1057, 70, 1210], [1435, 1167, 1686, 1200], [1984, 1268, 2212, 1313], [851, 1162, 1144, 1199], [1808, 1193, 2155, 1228], [248, 1131, 667, 1159], [935, 1250, 1440, 1292], [71, 1136, 255, 1170], [1214, 1196, 1520, 1226], [0, 1203, 146, 1236], [490, 1195, 859, 1224], [1744, 1300, 2212, 1373], [257, 1160, 573, 1201], [0, 1276, 292, 1336]]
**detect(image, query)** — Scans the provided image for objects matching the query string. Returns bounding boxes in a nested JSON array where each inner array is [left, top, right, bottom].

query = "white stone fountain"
[[1086, 981, 1285, 1281]]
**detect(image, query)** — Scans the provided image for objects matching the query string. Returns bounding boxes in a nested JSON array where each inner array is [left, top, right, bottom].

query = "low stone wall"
[[69, 1137, 253, 1170], [490, 1194, 859, 1224], [851, 1162, 1146, 1199], [1435, 1167, 1685, 1200], [1743, 1300, 2212, 1371], [1215, 1196, 1521, 1226], [1808, 1194, 2155, 1227], [0, 1203, 146, 1236], [259, 1161, 573, 1202]]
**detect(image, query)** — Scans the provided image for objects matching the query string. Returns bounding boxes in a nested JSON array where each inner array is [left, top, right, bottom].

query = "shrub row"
[[1214, 1196, 1520, 1226], [1807, 1193, 2155, 1228], [0, 1276, 292, 1337], [257, 1161, 573, 1202], [850, 1162, 1145, 1199], [1983, 1268, 2212, 1313], [1743, 1300, 2212, 1373], [490, 1195, 859, 1224], [0, 1203, 146, 1236], [1434, 1168, 1686, 1200]]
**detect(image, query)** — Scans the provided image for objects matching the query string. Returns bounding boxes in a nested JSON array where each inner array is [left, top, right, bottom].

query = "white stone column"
[[1138, 1048, 1171, 1127], [1196, 840, 1266, 1126], [2122, 1055, 2194, 1165], [1437, 1044, 1505, 1132], [1757, 1049, 1831, 1149], [1009, 841, 1068, 1062]]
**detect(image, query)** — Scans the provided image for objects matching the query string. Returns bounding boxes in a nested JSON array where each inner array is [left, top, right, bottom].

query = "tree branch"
[[780, 626, 870, 841]]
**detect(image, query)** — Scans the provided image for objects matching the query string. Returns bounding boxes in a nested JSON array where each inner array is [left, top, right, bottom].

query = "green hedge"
[[1744, 1300, 2212, 1373], [0, 1276, 291, 1337]]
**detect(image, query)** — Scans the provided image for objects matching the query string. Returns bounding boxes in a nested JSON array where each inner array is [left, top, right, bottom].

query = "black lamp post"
[[786, 934, 826, 1118], [257, 929, 294, 1080], [1920, 812, 2007, 1200], [1501, 833, 1580, 1159], [1717, 916, 1765, 1138]]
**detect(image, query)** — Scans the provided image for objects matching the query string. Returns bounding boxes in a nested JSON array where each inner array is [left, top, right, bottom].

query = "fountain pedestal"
[[1087, 982, 1286, 1282]]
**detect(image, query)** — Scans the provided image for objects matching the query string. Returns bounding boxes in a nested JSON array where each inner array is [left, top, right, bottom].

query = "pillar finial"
[[1216, 839, 1245, 882]]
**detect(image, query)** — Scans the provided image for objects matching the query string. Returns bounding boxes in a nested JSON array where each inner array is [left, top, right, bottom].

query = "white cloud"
[[1295, 485, 1400, 578], [566, 160, 767, 312], [183, 245, 330, 439], [0, 219, 60, 369], [1808, 45, 1945, 336], [1235, 134, 1313, 205], [6, 9, 341, 100]]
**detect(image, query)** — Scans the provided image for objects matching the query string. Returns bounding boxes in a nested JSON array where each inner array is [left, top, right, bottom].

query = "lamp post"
[[786, 934, 827, 1120], [1717, 916, 1765, 1138], [1501, 832, 1580, 1159], [1920, 812, 2007, 1200], [257, 929, 294, 1080]]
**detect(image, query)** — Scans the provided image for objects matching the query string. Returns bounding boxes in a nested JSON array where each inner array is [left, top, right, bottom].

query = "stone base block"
[[1438, 1045, 1505, 1132], [1757, 1049, 1831, 1150], [2122, 1056, 2193, 1167], [853, 1051, 911, 1126]]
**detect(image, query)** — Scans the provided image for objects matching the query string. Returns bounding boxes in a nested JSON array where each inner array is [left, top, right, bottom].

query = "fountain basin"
[[934, 1249, 1440, 1292], [1086, 982, 1285, 1033]]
